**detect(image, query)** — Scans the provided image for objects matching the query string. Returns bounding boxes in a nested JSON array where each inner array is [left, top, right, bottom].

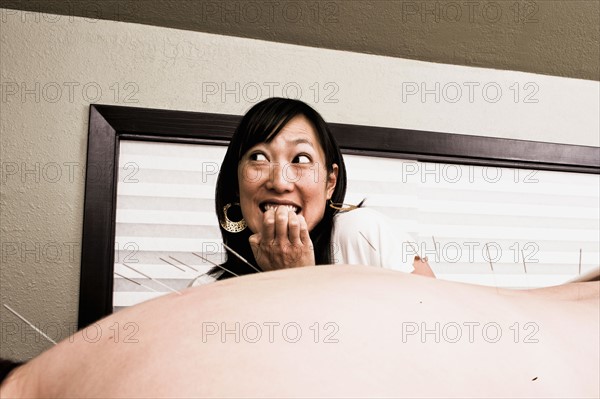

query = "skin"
[[413, 256, 436, 277], [2, 265, 598, 398], [238, 115, 338, 271]]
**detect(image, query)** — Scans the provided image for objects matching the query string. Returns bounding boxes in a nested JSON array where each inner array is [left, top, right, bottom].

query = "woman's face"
[[237, 115, 338, 234]]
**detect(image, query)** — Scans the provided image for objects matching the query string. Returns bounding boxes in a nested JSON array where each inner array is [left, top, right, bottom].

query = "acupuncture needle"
[[485, 243, 500, 292], [115, 272, 161, 293], [222, 243, 262, 273], [578, 249, 582, 275], [359, 231, 376, 251], [485, 243, 495, 273], [408, 241, 423, 261], [521, 249, 531, 289], [432, 236, 440, 261], [192, 252, 239, 277], [121, 262, 181, 295], [168, 255, 198, 272], [159, 257, 186, 272], [3, 304, 57, 345]]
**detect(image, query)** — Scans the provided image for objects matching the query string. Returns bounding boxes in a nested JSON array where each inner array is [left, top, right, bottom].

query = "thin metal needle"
[[485, 243, 500, 292], [359, 231, 376, 251], [432, 236, 440, 261], [222, 243, 262, 273], [408, 241, 421, 259], [115, 272, 161, 293], [192, 252, 239, 277], [121, 263, 181, 295], [3, 304, 57, 345], [159, 257, 186, 272], [579, 249, 582, 275], [521, 249, 531, 289], [521, 249, 527, 274], [485, 243, 494, 273], [407, 241, 429, 263], [168, 255, 198, 272]]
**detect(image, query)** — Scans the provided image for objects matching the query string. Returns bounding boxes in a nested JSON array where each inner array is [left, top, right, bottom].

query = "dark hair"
[[208, 98, 347, 280]]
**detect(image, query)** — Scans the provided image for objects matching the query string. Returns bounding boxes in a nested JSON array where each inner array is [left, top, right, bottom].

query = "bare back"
[[3, 265, 598, 398]]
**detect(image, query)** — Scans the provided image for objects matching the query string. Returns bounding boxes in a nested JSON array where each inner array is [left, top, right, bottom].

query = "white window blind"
[[113, 140, 600, 311]]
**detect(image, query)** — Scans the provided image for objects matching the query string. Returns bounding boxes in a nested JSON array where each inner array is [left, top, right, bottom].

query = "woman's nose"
[[265, 162, 294, 192]]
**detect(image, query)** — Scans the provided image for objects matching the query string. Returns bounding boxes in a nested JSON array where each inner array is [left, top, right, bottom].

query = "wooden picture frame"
[[78, 104, 599, 328]]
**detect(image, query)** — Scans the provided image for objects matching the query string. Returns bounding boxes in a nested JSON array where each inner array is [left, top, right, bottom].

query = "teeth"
[[263, 203, 298, 213]]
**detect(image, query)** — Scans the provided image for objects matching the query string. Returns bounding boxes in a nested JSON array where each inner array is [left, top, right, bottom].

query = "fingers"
[[412, 255, 436, 278], [248, 233, 263, 265], [248, 233, 261, 249], [271, 207, 307, 246], [299, 214, 311, 245], [274, 206, 289, 243], [261, 209, 276, 244], [288, 211, 301, 245], [251, 208, 315, 270]]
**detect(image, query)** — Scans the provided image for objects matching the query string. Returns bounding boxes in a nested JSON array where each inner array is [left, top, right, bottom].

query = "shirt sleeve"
[[331, 207, 415, 273]]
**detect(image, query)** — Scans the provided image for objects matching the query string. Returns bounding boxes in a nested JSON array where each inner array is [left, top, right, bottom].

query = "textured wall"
[[0, 10, 598, 361], [0, 0, 599, 81]]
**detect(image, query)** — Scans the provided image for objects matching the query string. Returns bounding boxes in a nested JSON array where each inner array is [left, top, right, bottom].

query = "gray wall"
[[1, 0, 599, 80]]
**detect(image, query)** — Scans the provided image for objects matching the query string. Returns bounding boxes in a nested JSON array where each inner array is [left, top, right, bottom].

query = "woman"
[[193, 98, 433, 284]]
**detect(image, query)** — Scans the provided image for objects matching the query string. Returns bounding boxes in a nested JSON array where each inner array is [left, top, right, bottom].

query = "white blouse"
[[332, 207, 414, 273]]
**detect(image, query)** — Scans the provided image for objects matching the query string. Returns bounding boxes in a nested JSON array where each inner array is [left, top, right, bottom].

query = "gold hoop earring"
[[328, 200, 359, 212], [221, 203, 247, 233]]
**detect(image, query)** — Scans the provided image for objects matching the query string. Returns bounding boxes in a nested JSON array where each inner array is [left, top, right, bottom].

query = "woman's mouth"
[[260, 202, 301, 214]]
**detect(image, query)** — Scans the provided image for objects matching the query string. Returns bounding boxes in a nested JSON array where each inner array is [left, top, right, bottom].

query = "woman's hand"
[[249, 206, 315, 271], [412, 256, 436, 278]]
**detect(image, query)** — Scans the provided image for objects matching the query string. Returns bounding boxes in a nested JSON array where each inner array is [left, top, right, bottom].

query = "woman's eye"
[[249, 153, 268, 161], [292, 155, 311, 164]]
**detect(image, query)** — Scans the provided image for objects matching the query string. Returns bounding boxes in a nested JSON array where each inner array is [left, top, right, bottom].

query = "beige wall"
[[1, 10, 598, 360]]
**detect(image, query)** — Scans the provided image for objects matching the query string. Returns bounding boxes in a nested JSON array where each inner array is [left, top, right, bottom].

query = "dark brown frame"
[[78, 104, 600, 328]]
